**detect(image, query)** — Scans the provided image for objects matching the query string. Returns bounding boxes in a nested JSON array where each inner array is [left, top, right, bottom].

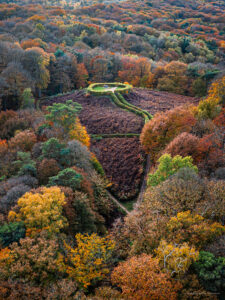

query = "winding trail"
[[136, 154, 151, 205], [103, 91, 152, 213], [106, 191, 130, 215]]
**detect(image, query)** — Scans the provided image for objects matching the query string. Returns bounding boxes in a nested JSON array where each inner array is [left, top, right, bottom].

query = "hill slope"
[[42, 88, 199, 201]]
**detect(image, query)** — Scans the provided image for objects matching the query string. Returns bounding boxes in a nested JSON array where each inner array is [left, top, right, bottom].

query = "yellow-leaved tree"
[[155, 240, 199, 276], [58, 233, 115, 289], [166, 211, 225, 249], [69, 117, 90, 148], [8, 187, 68, 235]]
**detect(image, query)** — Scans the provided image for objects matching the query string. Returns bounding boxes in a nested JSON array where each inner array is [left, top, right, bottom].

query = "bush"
[[148, 154, 198, 187], [194, 251, 225, 295], [164, 132, 199, 162], [8, 130, 37, 152], [48, 168, 82, 191], [111, 254, 181, 300], [140, 106, 196, 161], [0, 222, 26, 247], [37, 158, 60, 185]]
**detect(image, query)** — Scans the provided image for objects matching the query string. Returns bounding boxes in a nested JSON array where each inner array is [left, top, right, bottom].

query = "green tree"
[[148, 154, 198, 187], [0, 222, 26, 247], [194, 252, 225, 295], [48, 168, 82, 191], [46, 100, 82, 133], [20, 88, 35, 109]]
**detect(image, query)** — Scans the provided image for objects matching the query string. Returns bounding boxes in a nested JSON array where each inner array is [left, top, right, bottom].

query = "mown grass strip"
[[91, 133, 140, 139]]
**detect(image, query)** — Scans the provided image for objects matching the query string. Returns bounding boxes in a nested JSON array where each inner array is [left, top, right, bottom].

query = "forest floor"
[[42, 88, 199, 209]]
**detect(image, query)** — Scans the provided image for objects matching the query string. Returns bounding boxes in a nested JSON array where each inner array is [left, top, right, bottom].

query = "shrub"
[[0, 222, 26, 247], [155, 240, 199, 276], [164, 132, 199, 162], [8, 186, 68, 235], [37, 158, 60, 185], [8, 130, 37, 152], [48, 168, 82, 191], [91, 154, 105, 176], [166, 211, 225, 249], [58, 233, 115, 289], [144, 168, 207, 216], [194, 251, 225, 295], [140, 106, 196, 161], [148, 154, 198, 187], [111, 254, 181, 300]]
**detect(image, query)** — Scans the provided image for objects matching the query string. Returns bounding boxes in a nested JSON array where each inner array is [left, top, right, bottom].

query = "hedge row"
[[116, 92, 152, 122], [91, 133, 140, 139], [87, 82, 132, 95]]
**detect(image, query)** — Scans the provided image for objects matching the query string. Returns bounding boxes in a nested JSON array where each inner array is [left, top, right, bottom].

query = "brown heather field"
[[42, 88, 199, 201]]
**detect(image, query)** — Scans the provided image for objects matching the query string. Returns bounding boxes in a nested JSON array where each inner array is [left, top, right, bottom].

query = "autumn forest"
[[0, 0, 224, 299]]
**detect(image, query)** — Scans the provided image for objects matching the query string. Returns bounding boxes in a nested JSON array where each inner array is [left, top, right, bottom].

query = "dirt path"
[[106, 190, 130, 214], [136, 154, 151, 206]]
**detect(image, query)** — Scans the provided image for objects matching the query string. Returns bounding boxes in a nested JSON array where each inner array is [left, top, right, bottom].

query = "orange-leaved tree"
[[140, 106, 196, 162], [111, 254, 181, 300]]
